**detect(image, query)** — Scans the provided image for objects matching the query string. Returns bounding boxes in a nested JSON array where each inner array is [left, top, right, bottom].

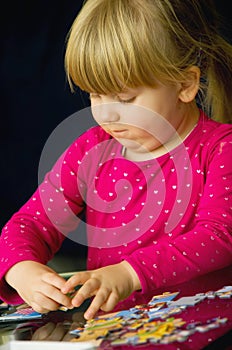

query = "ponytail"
[[204, 35, 232, 123], [196, 0, 232, 123]]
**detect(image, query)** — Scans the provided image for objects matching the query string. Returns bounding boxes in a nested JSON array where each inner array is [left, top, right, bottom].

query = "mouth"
[[101, 124, 128, 137], [112, 129, 127, 133], [110, 129, 128, 137]]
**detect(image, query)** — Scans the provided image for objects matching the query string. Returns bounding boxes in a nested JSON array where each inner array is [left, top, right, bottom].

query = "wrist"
[[5, 260, 35, 288], [120, 260, 141, 292]]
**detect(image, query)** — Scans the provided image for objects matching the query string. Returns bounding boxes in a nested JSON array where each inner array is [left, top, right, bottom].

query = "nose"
[[91, 101, 120, 124]]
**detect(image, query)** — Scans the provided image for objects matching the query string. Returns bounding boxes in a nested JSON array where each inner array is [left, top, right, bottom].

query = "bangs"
[[65, 0, 160, 94]]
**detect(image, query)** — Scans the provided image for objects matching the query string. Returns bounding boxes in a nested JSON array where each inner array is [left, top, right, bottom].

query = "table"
[[0, 288, 232, 349]]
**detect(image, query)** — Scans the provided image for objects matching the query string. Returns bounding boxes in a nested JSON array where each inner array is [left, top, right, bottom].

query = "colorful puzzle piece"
[[69, 287, 231, 346]]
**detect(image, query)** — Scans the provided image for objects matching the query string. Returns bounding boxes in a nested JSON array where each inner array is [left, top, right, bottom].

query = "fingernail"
[[84, 311, 93, 320], [59, 306, 68, 311]]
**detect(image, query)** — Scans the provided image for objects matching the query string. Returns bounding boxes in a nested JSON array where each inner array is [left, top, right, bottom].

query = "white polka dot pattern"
[[0, 111, 232, 306]]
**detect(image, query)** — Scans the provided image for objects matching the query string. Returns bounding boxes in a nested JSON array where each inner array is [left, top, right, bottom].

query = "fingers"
[[8, 262, 80, 313], [61, 270, 121, 319], [84, 300, 103, 320], [42, 284, 73, 308], [100, 291, 119, 312], [40, 272, 78, 309], [83, 290, 119, 320], [74, 281, 117, 320], [71, 277, 100, 307], [61, 272, 91, 294], [25, 282, 74, 313], [66, 276, 110, 319], [29, 291, 63, 313], [83, 288, 109, 320], [29, 299, 54, 314], [42, 271, 67, 291]]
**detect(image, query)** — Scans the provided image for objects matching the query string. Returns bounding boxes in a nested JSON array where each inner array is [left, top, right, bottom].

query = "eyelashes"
[[89, 93, 136, 104], [118, 97, 136, 104]]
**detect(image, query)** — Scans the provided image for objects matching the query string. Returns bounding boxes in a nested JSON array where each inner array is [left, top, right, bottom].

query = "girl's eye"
[[118, 97, 135, 104]]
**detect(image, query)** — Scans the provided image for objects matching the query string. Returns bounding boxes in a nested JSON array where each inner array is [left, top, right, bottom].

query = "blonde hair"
[[65, 0, 232, 123]]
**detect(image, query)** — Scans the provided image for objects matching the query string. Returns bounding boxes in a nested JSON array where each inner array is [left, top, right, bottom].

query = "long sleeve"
[[0, 126, 107, 304], [123, 122, 232, 294], [1, 114, 232, 308]]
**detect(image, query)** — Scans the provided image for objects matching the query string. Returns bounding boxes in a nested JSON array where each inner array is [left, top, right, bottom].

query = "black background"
[[0, 1, 231, 264]]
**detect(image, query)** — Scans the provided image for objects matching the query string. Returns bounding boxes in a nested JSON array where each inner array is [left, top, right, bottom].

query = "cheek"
[[130, 117, 176, 145], [91, 105, 101, 124]]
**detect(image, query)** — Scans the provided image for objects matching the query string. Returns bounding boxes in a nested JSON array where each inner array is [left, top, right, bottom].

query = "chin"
[[117, 138, 149, 152]]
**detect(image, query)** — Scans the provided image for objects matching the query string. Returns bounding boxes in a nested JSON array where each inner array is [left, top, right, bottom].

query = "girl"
[[1, 0, 232, 321]]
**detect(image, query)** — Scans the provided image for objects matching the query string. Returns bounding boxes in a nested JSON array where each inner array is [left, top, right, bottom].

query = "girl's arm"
[[123, 131, 232, 295], [0, 127, 102, 305]]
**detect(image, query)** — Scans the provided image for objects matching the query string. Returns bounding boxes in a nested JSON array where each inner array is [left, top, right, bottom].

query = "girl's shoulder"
[[190, 112, 232, 159], [184, 111, 232, 159], [197, 111, 232, 142]]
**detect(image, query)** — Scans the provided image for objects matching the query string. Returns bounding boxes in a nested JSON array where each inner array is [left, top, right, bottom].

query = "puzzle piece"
[[168, 295, 206, 307], [148, 292, 179, 305], [69, 288, 231, 346]]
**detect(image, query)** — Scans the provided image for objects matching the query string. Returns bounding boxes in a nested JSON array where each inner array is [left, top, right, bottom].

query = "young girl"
[[1, 0, 232, 321]]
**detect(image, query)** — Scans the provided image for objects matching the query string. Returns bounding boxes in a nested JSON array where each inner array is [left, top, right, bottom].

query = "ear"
[[178, 66, 200, 103]]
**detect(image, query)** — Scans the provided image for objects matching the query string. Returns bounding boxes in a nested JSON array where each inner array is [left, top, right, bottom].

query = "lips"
[[111, 129, 128, 137], [102, 125, 128, 137], [112, 129, 127, 133]]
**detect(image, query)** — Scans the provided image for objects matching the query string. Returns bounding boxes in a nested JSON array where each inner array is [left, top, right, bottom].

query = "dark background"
[[0, 1, 231, 271]]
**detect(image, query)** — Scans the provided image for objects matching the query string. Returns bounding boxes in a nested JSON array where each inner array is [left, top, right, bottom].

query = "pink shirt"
[[1, 111, 232, 308]]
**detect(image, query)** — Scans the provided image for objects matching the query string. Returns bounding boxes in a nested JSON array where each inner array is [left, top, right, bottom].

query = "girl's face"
[[90, 83, 197, 160]]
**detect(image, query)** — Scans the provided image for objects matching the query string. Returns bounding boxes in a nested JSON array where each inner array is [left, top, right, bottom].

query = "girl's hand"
[[5, 261, 73, 313], [61, 261, 141, 320]]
